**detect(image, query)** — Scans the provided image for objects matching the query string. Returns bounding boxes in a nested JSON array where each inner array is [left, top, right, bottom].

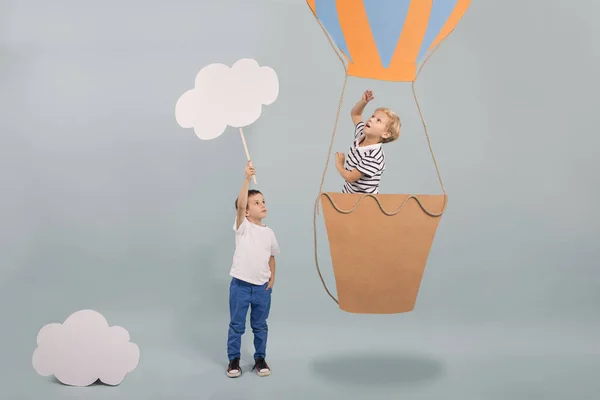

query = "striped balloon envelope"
[[306, 0, 472, 82]]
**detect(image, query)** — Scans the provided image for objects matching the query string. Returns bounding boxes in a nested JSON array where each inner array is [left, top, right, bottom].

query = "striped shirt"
[[342, 121, 385, 194]]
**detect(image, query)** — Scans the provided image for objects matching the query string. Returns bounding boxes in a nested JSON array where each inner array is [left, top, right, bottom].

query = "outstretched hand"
[[245, 160, 255, 181], [362, 89, 374, 103]]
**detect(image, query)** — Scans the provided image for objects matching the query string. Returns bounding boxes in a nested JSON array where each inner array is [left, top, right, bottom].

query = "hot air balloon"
[[308, 0, 472, 314], [306, 0, 471, 82]]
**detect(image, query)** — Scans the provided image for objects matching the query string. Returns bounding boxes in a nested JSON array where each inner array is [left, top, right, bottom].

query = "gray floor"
[[5, 313, 599, 399]]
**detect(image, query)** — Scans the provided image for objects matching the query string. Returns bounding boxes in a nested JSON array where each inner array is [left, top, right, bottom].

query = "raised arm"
[[350, 90, 374, 125], [236, 161, 255, 229]]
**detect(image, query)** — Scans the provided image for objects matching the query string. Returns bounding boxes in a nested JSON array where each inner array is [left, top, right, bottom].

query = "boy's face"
[[246, 193, 267, 220], [364, 110, 391, 142]]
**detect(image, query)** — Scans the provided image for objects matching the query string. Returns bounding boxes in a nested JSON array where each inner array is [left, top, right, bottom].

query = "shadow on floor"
[[50, 377, 111, 387], [310, 351, 445, 387]]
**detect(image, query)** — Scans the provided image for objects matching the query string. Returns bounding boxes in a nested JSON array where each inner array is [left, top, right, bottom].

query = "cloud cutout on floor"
[[175, 58, 279, 140], [32, 309, 140, 387]]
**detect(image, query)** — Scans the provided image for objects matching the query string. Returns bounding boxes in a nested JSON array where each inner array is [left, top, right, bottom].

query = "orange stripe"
[[307, 0, 349, 64], [306, 0, 316, 15], [427, 0, 471, 52], [390, 0, 432, 65], [336, 0, 380, 70]]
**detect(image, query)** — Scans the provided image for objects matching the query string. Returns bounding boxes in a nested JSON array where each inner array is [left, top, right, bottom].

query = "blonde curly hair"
[[375, 107, 401, 143]]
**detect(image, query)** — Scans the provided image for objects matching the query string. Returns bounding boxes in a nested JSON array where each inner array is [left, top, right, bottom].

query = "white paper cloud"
[[32, 309, 140, 387], [175, 58, 279, 140]]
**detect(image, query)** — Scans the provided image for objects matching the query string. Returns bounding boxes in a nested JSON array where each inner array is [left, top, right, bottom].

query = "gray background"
[[1, 0, 599, 399]]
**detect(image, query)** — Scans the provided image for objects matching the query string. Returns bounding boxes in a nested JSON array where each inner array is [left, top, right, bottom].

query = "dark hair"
[[235, 189, 262, 210]]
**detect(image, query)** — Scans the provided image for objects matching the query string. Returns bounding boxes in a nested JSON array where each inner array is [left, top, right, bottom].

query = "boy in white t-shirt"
[[226, 161, 280, 378]]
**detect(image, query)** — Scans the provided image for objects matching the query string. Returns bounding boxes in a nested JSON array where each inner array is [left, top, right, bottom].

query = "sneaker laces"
[[229, 358, 240, 371], [254, 358, 268, 371]]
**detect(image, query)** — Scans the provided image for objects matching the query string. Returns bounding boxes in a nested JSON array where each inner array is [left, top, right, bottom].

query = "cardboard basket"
[[320, 192, 446, 314]]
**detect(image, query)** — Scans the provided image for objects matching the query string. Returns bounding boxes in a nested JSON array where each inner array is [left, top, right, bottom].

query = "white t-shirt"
[[230, 217, 280, 285]]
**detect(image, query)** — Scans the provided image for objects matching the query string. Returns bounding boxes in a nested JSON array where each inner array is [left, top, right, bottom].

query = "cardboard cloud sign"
[[175, 58, 279, 140], [32, 310, 140, 387]]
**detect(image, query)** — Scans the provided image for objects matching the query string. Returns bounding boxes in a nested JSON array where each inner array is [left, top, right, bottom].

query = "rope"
[[309, 6, 457, 305], [311, 12, 349, 304]]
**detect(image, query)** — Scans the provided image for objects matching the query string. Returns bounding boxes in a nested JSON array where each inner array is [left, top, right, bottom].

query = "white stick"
[[239, 127, 257, 184]]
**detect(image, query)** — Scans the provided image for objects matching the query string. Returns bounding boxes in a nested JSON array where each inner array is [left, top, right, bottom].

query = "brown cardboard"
[[320, 192, 446, 314]]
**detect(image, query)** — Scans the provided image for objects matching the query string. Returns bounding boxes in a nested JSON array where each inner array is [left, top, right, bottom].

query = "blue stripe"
[[315, 0, 352, 63], [417, 0, 458, 61], [363, 0, 411, 69]]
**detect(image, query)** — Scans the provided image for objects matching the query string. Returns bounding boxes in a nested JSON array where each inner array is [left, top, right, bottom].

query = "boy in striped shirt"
[[335, 90, 401, 194]]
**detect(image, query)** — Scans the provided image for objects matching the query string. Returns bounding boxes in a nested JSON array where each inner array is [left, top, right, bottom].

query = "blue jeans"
[[227, 277, 272, 361]]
